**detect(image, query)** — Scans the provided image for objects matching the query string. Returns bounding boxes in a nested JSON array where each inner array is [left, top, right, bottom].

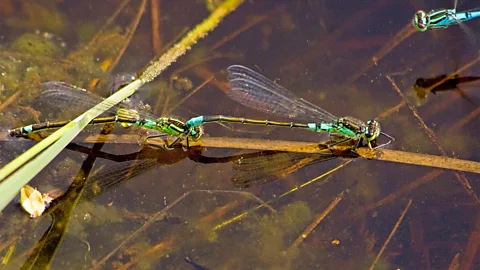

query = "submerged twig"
[[21, 125, 114, 269], [77, 135, 480, 174], [448, 253, 461, 270], [172, 137, 480, 174], [386, 75, 480, 204], [151, 0, 162, 53], [140, 0, 245, 83], [0, 91, 21, 113], [209, 4, 285, 51], [82, 0, 132, 52], [367, 170, 442, 210], [88, 0, 147, 93], [348, 23, 416, 83], [106, 0, 148, 74], [452, 105, 480, 130], [0, 0, 245, 213], [426, 53, 480, 94], [355, 148, 480, 175], [93, 191, 191, 268], [165, 76, 214, 115], [93, 189, 271, 268], [459, 213, 480, 269], [287, 189, 346, 251], [213, 161, 351, 231], [369, 199, 412, 270]]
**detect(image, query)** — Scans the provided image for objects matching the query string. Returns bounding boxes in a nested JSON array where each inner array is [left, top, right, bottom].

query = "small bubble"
[[83, 213, 92, 222]]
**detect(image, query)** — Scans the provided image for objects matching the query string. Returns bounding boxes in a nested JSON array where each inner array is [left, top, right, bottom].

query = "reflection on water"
[[0, 0, 479, 269], [412, 73, 479, 106]]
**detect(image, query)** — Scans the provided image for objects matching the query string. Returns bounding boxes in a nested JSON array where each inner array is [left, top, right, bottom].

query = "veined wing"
[[83, 159, 159, 200], [231, 151, 337, 188], [227, 65, 337, 123], [39, 81, 159, 120]]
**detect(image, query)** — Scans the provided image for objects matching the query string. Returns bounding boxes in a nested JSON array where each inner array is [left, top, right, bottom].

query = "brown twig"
[[376, 100, 405, 120], [209, 5, 286, 51], [170, 53, 239, 82], [366, 170, 442, 210], [180, 138, 480, 174], [75, 135, 480, 174], [348, 23, 417, 83], [425, 54, 480, 94], [287, 189, 346, 251], [165, 76, 214, 115], [0, 91, 21, 113], [422, 92, 462, 120], [161, 52, 240, 115], [151, 0, 162, 54], [106, 0, 148, 74], [80, 135, 353, 153], [93, 189, 272, 268], [459, 212, 480, 269], [369, 199, 413, 270], [192, 65, 229, 92], [355, 148, 480, 175], [75, 0, 132, 56], [451, 105, 480, 131], [448, 253, 461, 270], [285, 0, 390, 74], [386, 75, 443, 150], [140, 0, 245, 83], [212, 160, 352, 231], [386, 75, 480, 204]]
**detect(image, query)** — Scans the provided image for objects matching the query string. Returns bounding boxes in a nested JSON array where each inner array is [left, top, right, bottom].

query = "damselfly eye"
[[365, 120, 380, 141], [413, 10, 429, 31], [192, 126, 204, 140]]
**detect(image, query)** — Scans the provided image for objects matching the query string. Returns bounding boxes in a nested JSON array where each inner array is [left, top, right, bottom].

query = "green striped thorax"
[[152, 117, 203, 140], [115, 108, 203, 140], [412, 9, 456, 32], [335, 117, 381, 148]]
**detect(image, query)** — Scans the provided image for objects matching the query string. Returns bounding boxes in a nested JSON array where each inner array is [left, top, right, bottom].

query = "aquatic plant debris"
[[0, 0, 245, 213], [19, 185, 53, 218]]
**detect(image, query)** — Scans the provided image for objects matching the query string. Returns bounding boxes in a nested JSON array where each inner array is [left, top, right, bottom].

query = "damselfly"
[[185, 65, 394, 149], [413, 1, 480, 32], [8, 81, 203, 146]]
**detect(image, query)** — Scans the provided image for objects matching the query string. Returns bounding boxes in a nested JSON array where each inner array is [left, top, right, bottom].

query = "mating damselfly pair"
[[9, 65, 394, 151]]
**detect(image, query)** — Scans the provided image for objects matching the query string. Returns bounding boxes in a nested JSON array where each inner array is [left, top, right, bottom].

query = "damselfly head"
[[189, 125, 204, 141], [365, 120, 381, 142], [413, 10, 429, 32]]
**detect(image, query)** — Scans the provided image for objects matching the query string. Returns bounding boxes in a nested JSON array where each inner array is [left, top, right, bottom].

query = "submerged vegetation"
[[0, 0, 479, 269]]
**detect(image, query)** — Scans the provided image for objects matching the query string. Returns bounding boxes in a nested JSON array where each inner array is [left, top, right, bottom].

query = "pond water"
[[0, 0, 479, 269]]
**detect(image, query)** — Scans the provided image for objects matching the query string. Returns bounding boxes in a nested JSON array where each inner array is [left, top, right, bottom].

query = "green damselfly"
[[8, 81, 203, 146], [412, 0, 480, 32], [185, 65, 394, 150]]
